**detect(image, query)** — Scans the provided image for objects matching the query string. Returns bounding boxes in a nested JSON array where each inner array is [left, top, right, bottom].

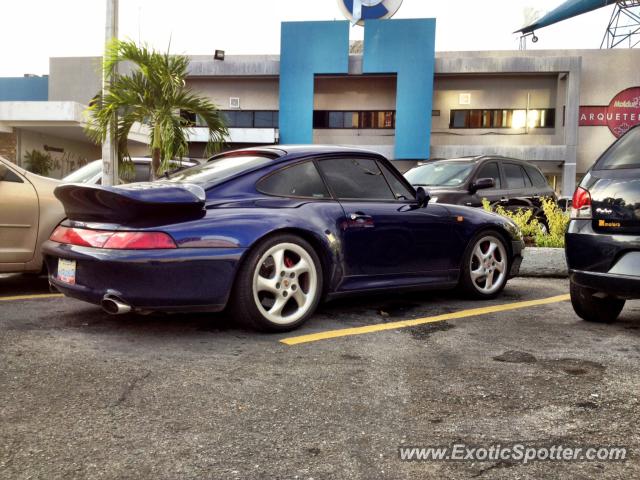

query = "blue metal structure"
[[279, 21, 350, 145], [516, 0, 618, 35], [0, 77, 48, 101], [279, 19, 436, 160], [364, 19, 436, 159]]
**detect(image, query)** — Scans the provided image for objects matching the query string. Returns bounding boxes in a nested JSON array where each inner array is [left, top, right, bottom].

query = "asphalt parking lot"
[[1, 274, 639, 479]]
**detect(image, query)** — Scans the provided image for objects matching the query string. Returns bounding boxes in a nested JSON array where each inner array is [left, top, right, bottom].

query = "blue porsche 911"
[[44, 146, 524, 332]]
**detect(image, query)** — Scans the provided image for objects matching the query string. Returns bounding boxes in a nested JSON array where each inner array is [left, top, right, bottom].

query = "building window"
[[181, 110, 279, 128], [449, 109, 555, 129], [313, 110, 396, 129]]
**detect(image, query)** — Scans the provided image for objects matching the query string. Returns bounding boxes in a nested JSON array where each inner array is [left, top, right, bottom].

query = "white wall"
[[18, 129, 100, 178], [187, 78, 279, 110]]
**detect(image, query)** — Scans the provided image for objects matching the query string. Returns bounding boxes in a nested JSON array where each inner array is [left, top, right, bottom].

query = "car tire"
[[459, 230, 510, 299], [570, 280, 625, 323], [231, 234, 323, 332]]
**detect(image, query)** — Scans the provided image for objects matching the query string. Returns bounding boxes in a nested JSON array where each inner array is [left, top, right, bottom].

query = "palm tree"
[[86, 40, 228, 180]]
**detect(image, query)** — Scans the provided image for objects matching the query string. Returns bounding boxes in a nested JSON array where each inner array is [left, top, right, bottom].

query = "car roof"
[[219, 144, 387, 159], [417, 155, 529, 166]]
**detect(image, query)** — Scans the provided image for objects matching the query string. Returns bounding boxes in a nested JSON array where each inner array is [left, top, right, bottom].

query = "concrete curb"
[[519, 247, 568, 278]]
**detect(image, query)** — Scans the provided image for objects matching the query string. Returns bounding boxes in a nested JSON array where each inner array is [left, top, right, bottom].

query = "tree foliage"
[[86, 39, 228, 179]]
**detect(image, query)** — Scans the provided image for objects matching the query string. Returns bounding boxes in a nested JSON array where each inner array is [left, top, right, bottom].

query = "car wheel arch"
[[236, 227, 336, 297], [469, 225, 514, 260]]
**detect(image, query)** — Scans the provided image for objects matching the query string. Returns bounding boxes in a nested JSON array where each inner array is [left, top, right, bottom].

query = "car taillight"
[[570, 187, 592, 220], [50, 227, 176, 249], [103, 232, 177, 249], [49, 226, 113, 248]]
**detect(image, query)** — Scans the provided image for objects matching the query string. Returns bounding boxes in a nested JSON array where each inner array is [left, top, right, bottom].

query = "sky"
[[0, 0, 619, 77]]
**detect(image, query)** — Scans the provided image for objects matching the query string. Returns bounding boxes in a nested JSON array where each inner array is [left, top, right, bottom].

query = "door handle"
[[347, 212, 374, 228]]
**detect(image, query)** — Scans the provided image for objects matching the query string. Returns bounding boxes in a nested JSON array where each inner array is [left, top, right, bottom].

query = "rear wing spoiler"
[[54, 182, 206, 223]]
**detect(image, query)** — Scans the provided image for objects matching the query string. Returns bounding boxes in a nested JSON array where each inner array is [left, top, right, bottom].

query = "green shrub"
[[482, 197, 569, 248], [534, 197, 570, 248], [24, 150, 58, 176], [481, 198, 540, 239]]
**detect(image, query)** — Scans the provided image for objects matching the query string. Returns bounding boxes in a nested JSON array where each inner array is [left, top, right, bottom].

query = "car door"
[[0, 162, 39, 264], [316, 157, 453, 280], [502, 162, 535, 214], [524, 164, 556, 212], [465, 160, 508, 208]]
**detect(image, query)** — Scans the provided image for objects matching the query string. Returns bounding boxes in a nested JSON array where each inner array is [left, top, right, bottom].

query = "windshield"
[[595, 126, 640, 170], [166, 154, 275, 185], [62, 160, 102, 183], [404, 162, 474, 187]]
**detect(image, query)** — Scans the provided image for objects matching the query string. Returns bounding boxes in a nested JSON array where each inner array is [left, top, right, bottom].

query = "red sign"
[[580, 87, 640, 138]]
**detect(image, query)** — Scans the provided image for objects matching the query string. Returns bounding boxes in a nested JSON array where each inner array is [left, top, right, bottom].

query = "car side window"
[[504, 163, 526, 189], [257, 161, 331, 199], [475, 162, 501, 189], [317, 158, 395, 201], [0, 164, 23, 183], [524, 165, 549, 189], [377, 161, 415, 200]]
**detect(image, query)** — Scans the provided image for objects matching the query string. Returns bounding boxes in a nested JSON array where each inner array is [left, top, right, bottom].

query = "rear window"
[[595, 126, 640, 170], [63, 160, 102, 183], [524, 165, 549, 188], [257, 161, 330, 199], [167, 154, 274, 185], [504, 163, 527, 189]]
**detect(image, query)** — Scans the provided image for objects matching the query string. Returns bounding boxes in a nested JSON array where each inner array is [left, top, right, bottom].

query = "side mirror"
[[415, 187, 430, 208], [470, 177, 495, 194]]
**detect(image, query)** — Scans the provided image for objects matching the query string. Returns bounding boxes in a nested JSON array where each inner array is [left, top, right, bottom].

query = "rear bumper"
[[566, 219, 640, 298], [569, 269, 640, 299], [43, 240, 246, 312]]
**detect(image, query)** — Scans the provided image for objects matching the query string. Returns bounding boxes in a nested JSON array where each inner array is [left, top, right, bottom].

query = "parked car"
[[44, 146, 524, 332], [557, 196, 573, 212], [62, 157, 200, 185], [566, 125, 640, 323], [404, 156, 557, 230], [0, 156, 65, 274]]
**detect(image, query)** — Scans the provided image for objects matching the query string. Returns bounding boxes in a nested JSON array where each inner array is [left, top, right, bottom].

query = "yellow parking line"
[[0, 293, 64, 302], [281, 294, 571, 346]]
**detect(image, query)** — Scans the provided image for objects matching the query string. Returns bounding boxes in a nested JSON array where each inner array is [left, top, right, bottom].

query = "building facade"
[[1, 21, 640, 196]]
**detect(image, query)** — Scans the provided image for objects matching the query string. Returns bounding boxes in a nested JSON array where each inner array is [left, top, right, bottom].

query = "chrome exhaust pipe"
[[101, 295, 132, 315]]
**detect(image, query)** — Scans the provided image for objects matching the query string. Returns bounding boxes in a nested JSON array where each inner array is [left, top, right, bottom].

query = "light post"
[[101, 0, 118, 186]]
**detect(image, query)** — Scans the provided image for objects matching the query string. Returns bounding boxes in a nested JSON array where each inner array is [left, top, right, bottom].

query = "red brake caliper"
[[284, 256, 294, 268]]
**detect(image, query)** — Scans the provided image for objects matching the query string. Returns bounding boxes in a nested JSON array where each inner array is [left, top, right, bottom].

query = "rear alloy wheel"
[[570, 280, 625, 323], [232, 234, 322, 332], [460, 232, 510, 299]]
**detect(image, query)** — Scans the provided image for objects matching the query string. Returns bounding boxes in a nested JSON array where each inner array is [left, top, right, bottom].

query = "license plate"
[[57, 259, 76, 285]]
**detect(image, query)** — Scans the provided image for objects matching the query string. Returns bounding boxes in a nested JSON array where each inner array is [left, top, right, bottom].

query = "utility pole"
[[102, 0, 118, 186]]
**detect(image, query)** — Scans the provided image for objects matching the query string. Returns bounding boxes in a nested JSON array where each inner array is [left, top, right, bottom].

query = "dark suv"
[[404, 156, 556, 228], [566, 125, 640, 323]]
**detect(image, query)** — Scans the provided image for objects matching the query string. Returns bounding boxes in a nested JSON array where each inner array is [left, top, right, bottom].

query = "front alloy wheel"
[[460, 232, 510, 298]]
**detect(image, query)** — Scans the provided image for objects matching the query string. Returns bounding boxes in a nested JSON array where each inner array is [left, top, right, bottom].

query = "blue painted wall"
[[0, 77, 48, 101], [364, 19, 436, 160], [279, 21, 350, 144]]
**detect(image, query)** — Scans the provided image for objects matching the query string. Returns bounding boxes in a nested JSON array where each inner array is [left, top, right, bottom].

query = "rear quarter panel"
[[162, 199, 348, 292]]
